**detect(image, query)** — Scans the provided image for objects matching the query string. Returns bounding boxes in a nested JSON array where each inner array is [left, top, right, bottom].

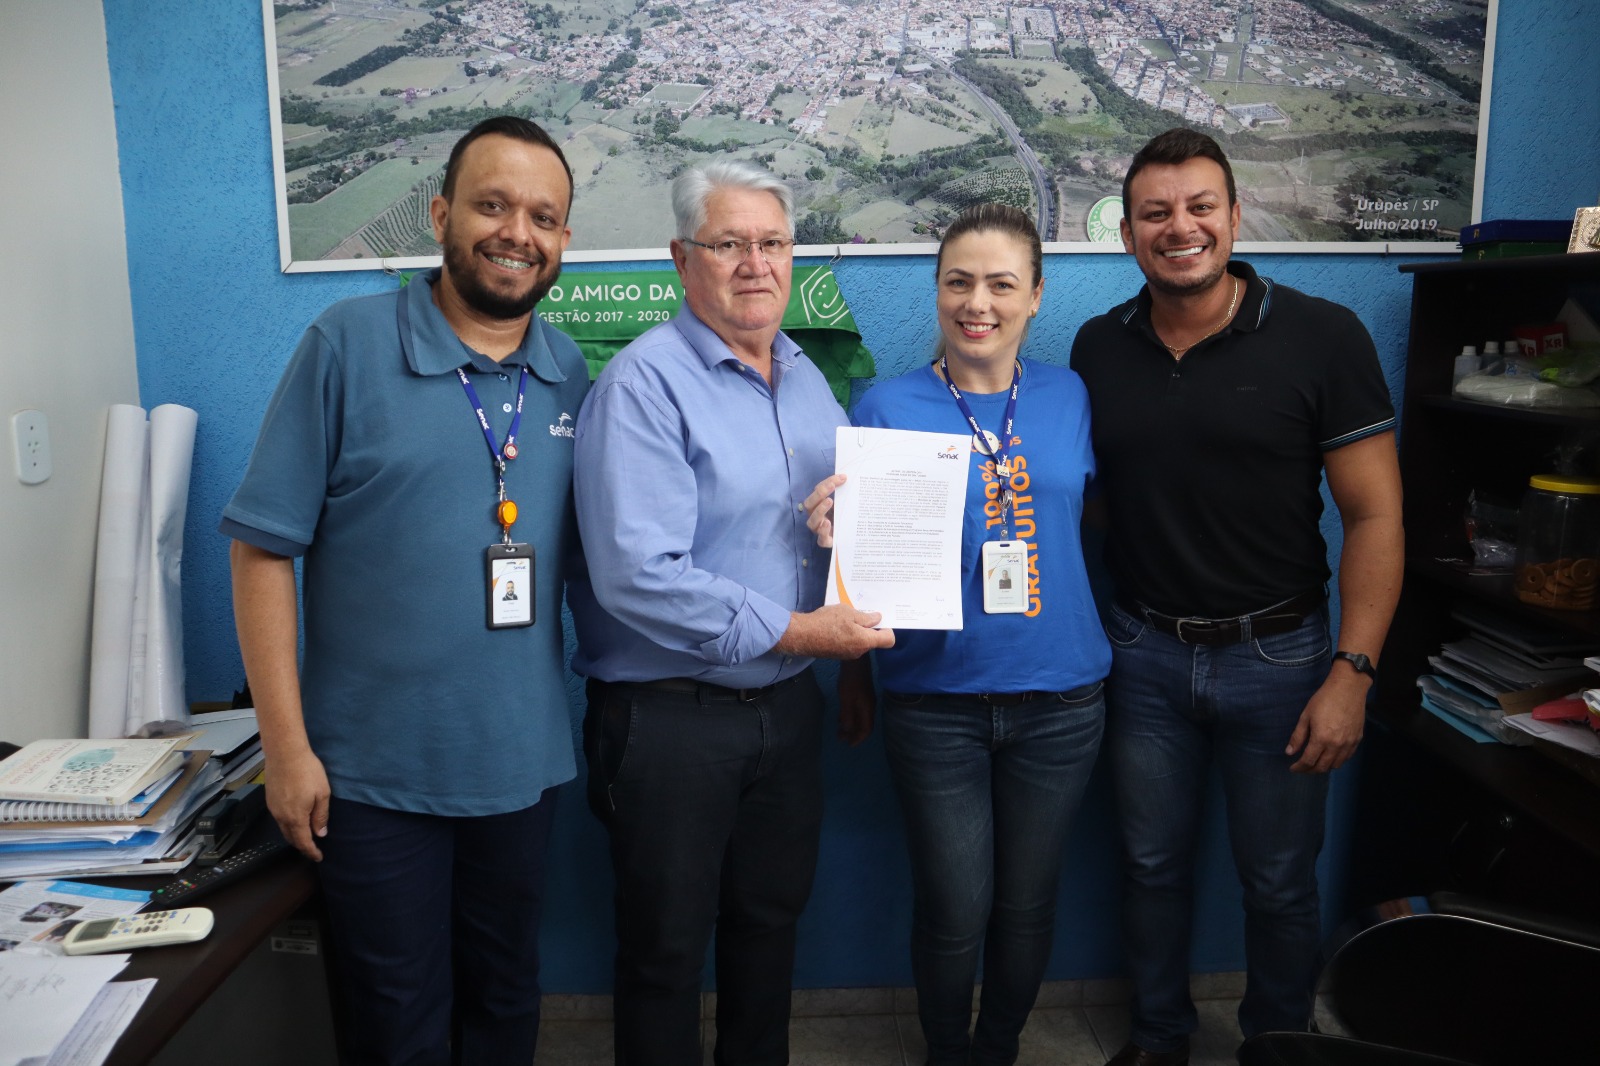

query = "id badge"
[[486, 543, 535, 629], [981, 540, 1027, 614]]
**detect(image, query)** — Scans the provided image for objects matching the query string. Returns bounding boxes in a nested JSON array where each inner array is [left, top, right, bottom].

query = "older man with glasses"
[[569, 160, 893, 1066]]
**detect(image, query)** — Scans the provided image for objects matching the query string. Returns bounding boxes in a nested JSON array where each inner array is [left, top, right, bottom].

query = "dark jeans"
[[584, 671, 825, 1066], [881, 685, 1105, 1066], [316, 791, 558, 1066], [1104, 603, 1332, 1051]]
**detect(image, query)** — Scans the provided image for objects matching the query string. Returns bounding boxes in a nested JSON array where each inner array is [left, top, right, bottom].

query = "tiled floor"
[[534, 975, 1257, 1065]]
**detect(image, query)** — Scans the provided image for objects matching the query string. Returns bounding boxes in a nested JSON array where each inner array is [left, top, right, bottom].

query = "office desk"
[[101, 855, 318, 1066]]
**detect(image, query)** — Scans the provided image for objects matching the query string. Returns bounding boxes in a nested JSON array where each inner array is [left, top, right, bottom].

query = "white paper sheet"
[[823, 426, 969, 630], [1504, 711, 1600, 756], [0, 952, 128, 1066], [38, 978, 154, 1066], [87, 406, 150, 740]]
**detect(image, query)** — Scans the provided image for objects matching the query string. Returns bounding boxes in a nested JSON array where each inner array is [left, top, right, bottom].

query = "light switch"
[[12, 410, 51, 485]]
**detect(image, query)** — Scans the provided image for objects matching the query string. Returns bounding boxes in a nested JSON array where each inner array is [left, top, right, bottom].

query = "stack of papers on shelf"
[[180, 708, 262, 787], [0, 751, 222, 880], [1418, 605, 1600, 743], [0, 716, 261, 881], [1504, 711, 1600, 756]]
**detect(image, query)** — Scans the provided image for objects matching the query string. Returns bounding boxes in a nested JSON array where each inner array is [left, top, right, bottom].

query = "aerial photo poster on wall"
[[265, 0, 1497, 270]]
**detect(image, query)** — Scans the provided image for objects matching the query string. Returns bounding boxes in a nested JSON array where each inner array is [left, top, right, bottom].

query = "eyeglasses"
[[680, 237, 796, 263]]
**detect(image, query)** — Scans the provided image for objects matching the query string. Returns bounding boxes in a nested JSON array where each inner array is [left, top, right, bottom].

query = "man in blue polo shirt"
[[569, 161, 894, 1066], [223, 116, 585, 1066]]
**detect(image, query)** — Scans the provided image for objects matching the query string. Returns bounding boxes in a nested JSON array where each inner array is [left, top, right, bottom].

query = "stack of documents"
[[0, 751, 223, 881], [178, 708, 263, 788], [1417, 605, 1598, 743], [0, 711, 262, 881]]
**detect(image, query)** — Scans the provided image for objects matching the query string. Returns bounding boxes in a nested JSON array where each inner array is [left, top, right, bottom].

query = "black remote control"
[[141, 839, 294, 911]]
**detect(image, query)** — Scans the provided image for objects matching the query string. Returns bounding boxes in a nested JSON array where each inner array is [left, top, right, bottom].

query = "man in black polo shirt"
[[1071, 129, 1403, 1066]]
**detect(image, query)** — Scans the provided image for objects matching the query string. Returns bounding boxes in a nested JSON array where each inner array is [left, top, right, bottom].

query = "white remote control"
[[62, 908, 215, 955]]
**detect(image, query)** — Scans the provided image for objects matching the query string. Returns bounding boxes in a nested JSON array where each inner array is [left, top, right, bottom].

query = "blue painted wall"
[[103, 0, 1600, 992]]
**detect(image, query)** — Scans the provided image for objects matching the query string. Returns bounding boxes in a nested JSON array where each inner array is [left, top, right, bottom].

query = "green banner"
[[534, 266, 876, 406]]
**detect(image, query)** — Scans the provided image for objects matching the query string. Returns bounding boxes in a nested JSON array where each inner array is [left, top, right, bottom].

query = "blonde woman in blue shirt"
[[808, 204, 1110, 1066]]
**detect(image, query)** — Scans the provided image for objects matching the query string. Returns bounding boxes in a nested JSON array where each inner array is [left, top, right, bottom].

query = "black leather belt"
[[973, 691, 1052, 706], [885, 683, 1102, 706], [1124, 588, 1325, 647], [588, 673, 803, 704]]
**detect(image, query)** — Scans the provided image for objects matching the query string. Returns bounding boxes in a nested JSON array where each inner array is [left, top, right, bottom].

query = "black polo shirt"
[[1070, 261, 1394, 618]]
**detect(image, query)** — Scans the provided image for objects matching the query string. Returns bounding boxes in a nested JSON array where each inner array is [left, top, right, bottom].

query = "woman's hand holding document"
[[815, 425, 971, 630]]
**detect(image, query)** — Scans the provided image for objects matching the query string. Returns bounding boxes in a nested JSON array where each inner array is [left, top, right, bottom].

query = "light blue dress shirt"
[[569, 304, 848, 687]]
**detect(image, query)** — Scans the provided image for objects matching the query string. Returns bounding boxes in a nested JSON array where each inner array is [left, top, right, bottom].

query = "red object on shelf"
[[1514, 322, 1567, 357], [1530, 693, 1600, 733]]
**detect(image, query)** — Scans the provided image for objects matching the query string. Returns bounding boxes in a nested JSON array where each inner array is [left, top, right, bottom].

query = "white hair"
[[671, 160, 794, 239]]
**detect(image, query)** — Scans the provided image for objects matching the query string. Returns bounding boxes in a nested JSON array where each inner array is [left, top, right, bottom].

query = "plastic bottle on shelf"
[[1452, 345, 1479, 392], [1481, 341, 1502, 374]]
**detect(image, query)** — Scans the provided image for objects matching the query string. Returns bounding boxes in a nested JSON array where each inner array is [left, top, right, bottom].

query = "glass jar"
[[1514, 474, 1600, 610]]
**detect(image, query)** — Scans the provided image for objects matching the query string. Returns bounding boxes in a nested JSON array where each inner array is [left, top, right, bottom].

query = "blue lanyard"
[[940, 357, 1020, 537], [456, 365, 528, 542], [456, 365, 528, 472]]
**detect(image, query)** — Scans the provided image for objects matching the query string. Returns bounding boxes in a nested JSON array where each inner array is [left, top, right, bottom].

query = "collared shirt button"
[[502, 402, 513, 413], [788, 447, 795, 456], [498, 372, 509, 382], [802, 559, 809, 568], [797, 502, 804, 511]]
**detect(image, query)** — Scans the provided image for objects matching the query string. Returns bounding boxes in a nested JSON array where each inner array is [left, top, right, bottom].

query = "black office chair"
[[1238, 892, 1600, 1066]]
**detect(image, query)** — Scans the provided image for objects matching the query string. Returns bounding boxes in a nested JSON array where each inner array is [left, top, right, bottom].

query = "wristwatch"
[[1333, 650, 1377, 681]]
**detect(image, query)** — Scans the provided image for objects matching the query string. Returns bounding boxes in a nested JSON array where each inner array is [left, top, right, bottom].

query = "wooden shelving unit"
[[1352, 253, 1600, 911]]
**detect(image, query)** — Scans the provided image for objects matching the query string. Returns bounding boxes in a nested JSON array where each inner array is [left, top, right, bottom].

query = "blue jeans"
[[317, 792, 558, 1066], [1104, 602, 1332, 1051], [584, 671, 824, 1066], [881, 684, 1105, 1066]]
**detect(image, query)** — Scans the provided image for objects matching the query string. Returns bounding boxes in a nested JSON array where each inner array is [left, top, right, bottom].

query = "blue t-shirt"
[[221, 271, 589, 816], [852, 358, 1111, 693]]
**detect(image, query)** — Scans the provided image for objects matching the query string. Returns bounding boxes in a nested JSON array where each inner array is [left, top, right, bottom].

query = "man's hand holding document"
[[817, 426, 970, 630]]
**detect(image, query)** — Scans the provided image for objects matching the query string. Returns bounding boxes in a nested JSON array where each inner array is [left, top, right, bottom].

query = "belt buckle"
[[1173, 617, 1208, 643]]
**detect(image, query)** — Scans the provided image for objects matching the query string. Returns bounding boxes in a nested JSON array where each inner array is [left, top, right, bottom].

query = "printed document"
[[0, 881, 149, 956], [0, 951, 129, 1066], [824, 426, 969, 630]]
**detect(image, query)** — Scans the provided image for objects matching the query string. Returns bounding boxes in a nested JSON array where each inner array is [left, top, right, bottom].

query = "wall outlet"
[[12, 410, 51, 485]]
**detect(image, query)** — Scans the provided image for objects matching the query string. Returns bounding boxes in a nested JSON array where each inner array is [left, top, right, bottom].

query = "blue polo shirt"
[[568, 305, 848, 687], [221, 270, 589, 816]]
